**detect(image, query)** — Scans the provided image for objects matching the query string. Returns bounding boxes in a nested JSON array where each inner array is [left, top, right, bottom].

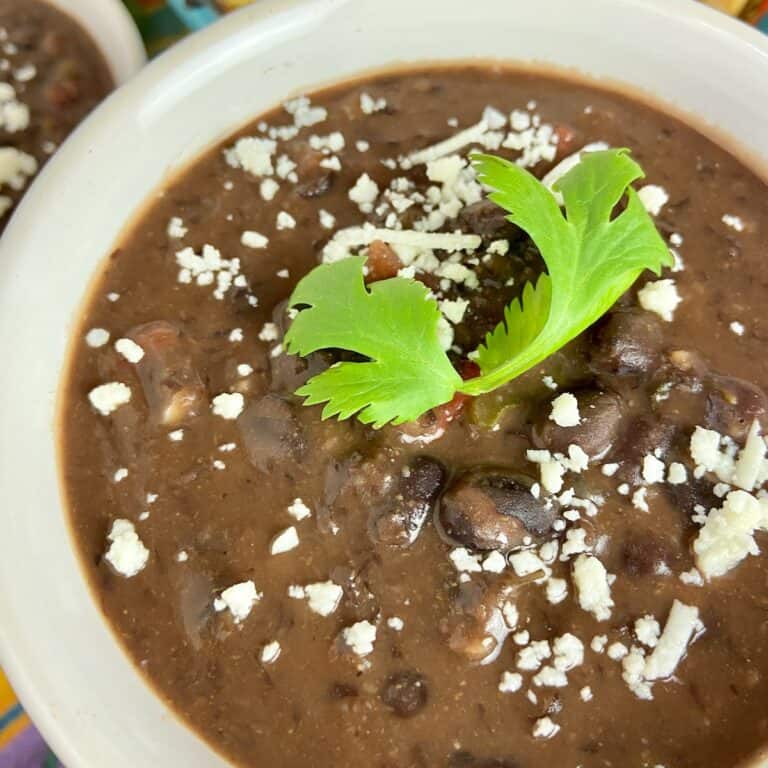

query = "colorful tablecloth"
[[1, 1, 766, 766]]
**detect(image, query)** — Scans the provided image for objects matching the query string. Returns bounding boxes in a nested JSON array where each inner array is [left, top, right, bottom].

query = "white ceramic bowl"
[[0, 1, 767, 766], [46, 0, 146, 84]]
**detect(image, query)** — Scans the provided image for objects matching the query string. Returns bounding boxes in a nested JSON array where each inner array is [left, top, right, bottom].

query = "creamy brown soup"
[[60, 65, 768, 768], [0, 0, 113, 232]]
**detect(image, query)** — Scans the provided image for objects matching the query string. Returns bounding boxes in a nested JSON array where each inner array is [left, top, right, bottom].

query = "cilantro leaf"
[[284, 148, 672, 426], [283, 255, 462, 427], [461, 149, 673, 395]]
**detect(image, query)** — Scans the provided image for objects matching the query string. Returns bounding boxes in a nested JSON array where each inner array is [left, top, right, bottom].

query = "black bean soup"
[[0, 0, 113, 233], [61, 65, 768, 768]]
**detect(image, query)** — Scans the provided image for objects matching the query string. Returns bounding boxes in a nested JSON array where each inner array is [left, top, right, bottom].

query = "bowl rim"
[[1, 0, 768, 766]]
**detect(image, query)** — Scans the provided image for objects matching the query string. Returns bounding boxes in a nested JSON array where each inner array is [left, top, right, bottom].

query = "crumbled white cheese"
[[113, 468, 128, 483], [607, 642, 628, 661], [591, 635, 608, 653], [104, 519, 149, 577], [85, 328, 110, 348], [88, 382, 131, 416], [637, 185, 669, 216], [580, 686, 593, 702], [509, 550, 548, 579], [516, 640, 551, 671], [733, 420, 766, 491], [634, 616, 661, 648], [360, 92, 387, 114], [214, 581, 261, 624], [348, 173, 379, 212], [342, 620, 377, 656], [322, 223, 480, 263], [532, 666, 568, 688], [260, 178, 279, 201], [642, 454, 666, 484], [532, 717, 560, 740], [680, 568, 704, 587], [387, 616, 404, 631], [276, 211, 296, 230], [546, 577, 568, 604], [502, 602, 519, 630], [722, 213, 744, 232], [730, 320, 745, 336], [237, 363, 253, 377], [693, 490, 768, 579], [549, 392, 580, 427], [224, 136, 276, 176], [0, 84, 29, 132], [552, 633, 584, 671], [318, 209, 336, 229], [439, 297, 469, 325], [498, 670, 523, 693], [175, 243, 241, 300], [167, 216, 187, 239], [406, 119, 488, 165], [241, 230, 269, 249], [0, 147, 37, 191], [667, 462, 687, 485], [632, 487, 649, 513], [270, 526, 299, 555], [513, 630, 530, 646], [13, 65, 36, 83], [560, 527, 589, 560], [211, 392, 244, 420], [638, 279, 681, 322], [601, 462, 620, 477], [622, 646, 653, 700], [644, 600, 701, 680], [572, 554, 613, 620], [449, 547, 482, 573], [287, 498, 312, 521], [261, 640, 281, 664], [229, 328, 244, 343], [482, 551, 507, 573], [114, 338, 144, 364], [258, 322, 280, 342], [305, 581, 343, 616]]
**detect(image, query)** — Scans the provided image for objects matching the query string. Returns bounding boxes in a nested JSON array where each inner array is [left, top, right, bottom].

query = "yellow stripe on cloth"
[[0, 669, 30, 748]]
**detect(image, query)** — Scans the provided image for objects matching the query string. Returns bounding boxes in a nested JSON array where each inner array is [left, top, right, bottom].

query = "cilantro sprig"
[[284, 149, 672, 427]]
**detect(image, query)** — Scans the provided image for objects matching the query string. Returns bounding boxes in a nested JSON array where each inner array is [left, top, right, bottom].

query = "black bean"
[[437, 471, 555, 551], [370, 457, 446, 547], [613, 416, 676, 484], [380, 671, 428, 717], [533, 390, 625, 458], [704, 374, 767, 441], [238, 394, 305, 472], [590, 307, 664, 380], [459, 198, 522, 243]]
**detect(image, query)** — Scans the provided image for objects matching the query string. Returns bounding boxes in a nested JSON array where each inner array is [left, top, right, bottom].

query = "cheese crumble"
[[638, 279, 681, 322], [104, 520, 149, 578], [214, 581, 261, 624], [114, 338, 144, 364], [88, 382, 131, 416], [573, 554, 613, 620], [549, 392, 580, 427], [342, 620, 377, 656], [211, 392, 244, 420]]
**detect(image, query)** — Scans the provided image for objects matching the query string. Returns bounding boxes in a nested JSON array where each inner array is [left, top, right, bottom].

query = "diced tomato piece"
[[365, 240, 402, 282]]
